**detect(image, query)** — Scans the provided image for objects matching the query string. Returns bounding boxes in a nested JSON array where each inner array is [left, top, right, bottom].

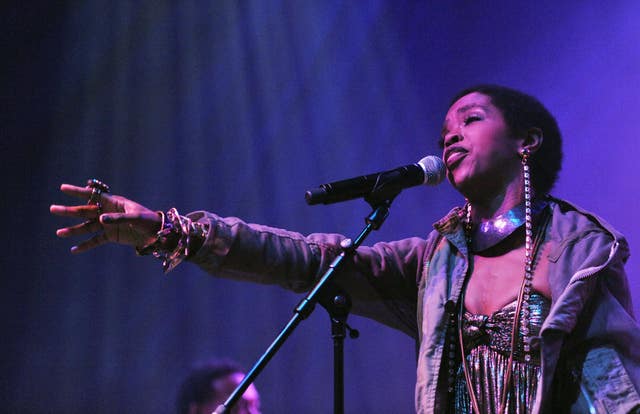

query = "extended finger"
[[59, 183, 93, 200], [56, 220, 102, 238], [50, 204, 101, 219], [60, 183, 113, 205], [70, 232, 109, 254]]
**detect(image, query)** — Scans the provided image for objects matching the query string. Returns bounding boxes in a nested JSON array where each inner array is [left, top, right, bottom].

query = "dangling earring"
[[495, 147, 535, 413], [519, 147, 534, 361]]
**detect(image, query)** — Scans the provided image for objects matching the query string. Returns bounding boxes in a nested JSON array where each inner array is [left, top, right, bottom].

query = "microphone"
[[305, 155, 446, 205]]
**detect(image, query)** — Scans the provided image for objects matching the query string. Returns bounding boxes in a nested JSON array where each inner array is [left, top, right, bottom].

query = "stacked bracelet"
[[136, 208, 209, 273]]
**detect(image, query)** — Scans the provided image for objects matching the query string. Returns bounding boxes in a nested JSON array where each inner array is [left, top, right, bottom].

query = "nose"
[[443, 132, 462, 148]]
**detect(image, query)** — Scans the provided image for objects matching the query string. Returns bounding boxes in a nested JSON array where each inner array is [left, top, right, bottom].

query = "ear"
[[520, 127, 543, 155]]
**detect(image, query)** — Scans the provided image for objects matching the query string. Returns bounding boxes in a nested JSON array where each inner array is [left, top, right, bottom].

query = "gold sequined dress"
[[451, 292, 551, 413]]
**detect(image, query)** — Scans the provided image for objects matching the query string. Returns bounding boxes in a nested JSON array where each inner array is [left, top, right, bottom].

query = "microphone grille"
[[417, 156, 446, 185]]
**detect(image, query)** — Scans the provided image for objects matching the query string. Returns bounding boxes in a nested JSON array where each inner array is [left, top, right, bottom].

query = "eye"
[[463, 114, 482, 125]]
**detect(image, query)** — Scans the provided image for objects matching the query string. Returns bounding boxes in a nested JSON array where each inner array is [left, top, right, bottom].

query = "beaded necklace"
[[456, 150, 550, 414]]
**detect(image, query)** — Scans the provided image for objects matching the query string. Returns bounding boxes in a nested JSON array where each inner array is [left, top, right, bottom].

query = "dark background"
[[2, 1, 639, 413]]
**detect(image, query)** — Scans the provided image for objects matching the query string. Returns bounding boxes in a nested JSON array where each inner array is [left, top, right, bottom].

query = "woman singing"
[[51, 85, 640, 413]]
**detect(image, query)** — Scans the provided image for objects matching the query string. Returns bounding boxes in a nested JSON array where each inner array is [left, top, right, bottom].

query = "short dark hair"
[[175, 359, 244, 414], [449, 84, 563, 195]]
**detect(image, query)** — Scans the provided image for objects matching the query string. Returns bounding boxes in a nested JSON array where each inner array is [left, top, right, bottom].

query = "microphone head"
[[417, 155, 446, 185]]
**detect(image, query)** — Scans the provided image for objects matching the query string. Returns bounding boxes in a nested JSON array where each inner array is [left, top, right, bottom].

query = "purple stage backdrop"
[[2, 1, 639, 413]]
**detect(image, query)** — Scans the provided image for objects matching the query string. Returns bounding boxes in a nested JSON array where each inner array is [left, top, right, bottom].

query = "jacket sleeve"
[[571, 236, 640, 414], [186, 211, 428, 337], [545, 226, 640, 413]]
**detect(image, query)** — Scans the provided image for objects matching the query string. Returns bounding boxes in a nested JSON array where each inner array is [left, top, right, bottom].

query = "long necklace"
[[457, 151, 546, 414]]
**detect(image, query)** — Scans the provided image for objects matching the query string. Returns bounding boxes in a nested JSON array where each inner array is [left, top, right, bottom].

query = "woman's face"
[[441, 92, 522, 198]]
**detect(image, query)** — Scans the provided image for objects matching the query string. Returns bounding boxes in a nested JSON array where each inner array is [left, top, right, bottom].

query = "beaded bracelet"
[[136, 208, 209, 273]]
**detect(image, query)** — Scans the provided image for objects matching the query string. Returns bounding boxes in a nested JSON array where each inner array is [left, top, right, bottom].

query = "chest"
[[464, 243, 551, 315]]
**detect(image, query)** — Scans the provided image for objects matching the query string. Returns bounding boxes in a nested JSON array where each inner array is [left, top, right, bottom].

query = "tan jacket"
[[189, 197, 640, 413]]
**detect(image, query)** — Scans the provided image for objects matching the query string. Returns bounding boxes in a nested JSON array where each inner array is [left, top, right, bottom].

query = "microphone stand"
[[214, 192, 398, 414], [319, 282, 360, 414]]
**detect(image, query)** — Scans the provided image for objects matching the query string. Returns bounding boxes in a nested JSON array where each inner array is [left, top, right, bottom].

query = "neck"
[[466, 178, 525, 221]]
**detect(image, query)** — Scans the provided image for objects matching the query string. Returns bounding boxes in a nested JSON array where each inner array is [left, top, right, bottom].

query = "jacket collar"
[[433, 205, 469, 256]]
